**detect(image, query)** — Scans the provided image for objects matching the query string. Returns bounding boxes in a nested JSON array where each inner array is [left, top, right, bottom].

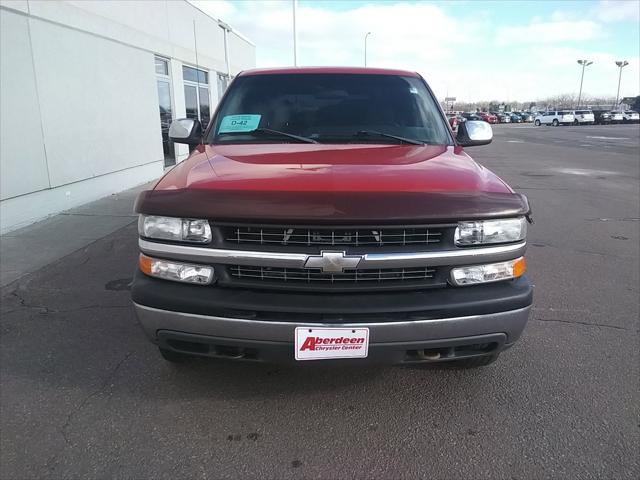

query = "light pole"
[[292, 0, 298, 66], [615, 60, 629, 107], [364, 32, 372, 67], [576, 59, 593, 108]]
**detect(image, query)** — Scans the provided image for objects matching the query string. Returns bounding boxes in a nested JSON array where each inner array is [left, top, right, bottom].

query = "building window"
[[183, 66, 210, 127], [155, 57, 169, 76], [155, 56, 175, 167]]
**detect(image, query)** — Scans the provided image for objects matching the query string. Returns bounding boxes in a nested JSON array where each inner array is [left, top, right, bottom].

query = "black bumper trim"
[[157, 330, 508, 365], [132, 269, 532, 323]]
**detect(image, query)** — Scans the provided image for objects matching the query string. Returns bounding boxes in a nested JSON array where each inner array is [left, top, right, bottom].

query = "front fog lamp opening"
[[454, 217, 526, 246], [450, 257, 526, 286], [139, 254, 214, 285], [138, 215, 212, 243]]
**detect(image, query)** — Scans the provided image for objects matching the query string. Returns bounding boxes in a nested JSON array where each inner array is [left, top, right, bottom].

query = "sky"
[[190, 0, 640, 102]]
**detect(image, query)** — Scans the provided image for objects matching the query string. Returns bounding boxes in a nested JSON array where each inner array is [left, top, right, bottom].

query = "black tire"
[[534, 119, 541, 126], [552, 119, 559, 127], [159, 347, 193, 363], [445, 353, 500, 369], [574, 119, 579, 125]]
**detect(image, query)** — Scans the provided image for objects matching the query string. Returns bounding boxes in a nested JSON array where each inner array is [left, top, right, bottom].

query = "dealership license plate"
[[294, 327, 369, 361]]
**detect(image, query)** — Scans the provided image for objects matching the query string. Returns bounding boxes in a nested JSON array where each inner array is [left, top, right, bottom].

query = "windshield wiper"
[[354, 130, 424, 146], [252, 128, 318, 144]]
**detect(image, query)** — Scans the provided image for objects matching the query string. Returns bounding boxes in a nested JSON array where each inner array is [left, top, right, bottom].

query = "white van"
[[572, 110, 595, 125], [534, 110, 575, 126]]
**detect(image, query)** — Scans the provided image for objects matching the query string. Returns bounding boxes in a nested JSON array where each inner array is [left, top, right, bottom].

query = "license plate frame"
[[294, 327, 370, 361]]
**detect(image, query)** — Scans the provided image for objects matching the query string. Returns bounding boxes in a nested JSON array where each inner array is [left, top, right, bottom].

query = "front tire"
[[534, 119, 541, 126], [552, 119, 559, 127]]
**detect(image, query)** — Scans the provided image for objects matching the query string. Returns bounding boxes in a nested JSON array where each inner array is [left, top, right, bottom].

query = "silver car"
[[572, 110, 595, 125]]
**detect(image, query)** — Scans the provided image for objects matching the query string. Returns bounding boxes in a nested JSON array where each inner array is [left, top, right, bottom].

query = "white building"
[[0, 0, 255, 233]]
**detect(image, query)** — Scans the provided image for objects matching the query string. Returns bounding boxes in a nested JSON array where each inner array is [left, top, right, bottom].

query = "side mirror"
[[169, 118, 203, 146], [456, 120, 493, 147]]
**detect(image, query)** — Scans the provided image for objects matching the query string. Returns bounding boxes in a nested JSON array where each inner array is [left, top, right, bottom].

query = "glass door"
[[155, 57, 175, 167]]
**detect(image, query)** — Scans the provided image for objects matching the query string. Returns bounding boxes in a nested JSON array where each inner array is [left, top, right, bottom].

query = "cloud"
[[592, 0, 640, 23], [495, 20, 603, 46], [189, 0, 639, 102], [192, 1, 487, 66]]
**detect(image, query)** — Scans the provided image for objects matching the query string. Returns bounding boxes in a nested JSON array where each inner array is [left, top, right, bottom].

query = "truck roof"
[[238, 66, 420, 77]]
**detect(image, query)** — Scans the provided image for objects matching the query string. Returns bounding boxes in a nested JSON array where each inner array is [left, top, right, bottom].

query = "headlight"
[[139, 254, 214, 285], [454, 217, 526, 246], [138, 215, 211, 243], [450, 257, 526, 286]]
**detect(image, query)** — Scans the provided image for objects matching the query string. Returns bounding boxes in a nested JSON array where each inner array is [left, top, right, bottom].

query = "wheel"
[[574, 119, 579, 125], [444, 353, 500, 369], [552, 119, 559, 127], [159, 347, 193, 363], [534, 119, 541, 126]]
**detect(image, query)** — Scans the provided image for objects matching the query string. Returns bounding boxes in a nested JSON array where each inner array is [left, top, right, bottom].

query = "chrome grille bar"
[[229, 266, 436, 283], [223, 226, 443, 247], [139, 239, 527, 269]]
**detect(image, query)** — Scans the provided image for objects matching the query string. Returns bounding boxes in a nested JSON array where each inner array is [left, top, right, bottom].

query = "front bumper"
[[132, 272, 532, 364], [134, 303, 530, 364]]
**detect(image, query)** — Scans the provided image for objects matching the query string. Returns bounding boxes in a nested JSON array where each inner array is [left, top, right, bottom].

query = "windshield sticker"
[[218, 114, 261, 133]]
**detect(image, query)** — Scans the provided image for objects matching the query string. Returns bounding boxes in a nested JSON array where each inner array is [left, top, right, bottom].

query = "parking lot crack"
[[7, 289, 54, 314], [3, 289, 130, 316], [585, 217, 640, 222], [59, 351, 133, 445], [533, 317, 627, 331]]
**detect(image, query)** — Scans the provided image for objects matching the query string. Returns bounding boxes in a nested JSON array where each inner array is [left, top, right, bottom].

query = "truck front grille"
[[222, 225, 444, 247], [228, 265, 437, 284]]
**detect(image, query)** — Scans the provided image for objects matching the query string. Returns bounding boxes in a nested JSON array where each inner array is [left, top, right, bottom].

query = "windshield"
[[208, 74, 452, 145]]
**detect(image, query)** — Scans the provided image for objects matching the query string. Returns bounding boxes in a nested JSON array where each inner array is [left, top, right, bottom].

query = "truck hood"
[[137, 144, 531, 223], [154, 143, 509, 193]]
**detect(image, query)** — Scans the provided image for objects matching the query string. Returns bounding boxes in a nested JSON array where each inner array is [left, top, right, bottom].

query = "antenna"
[[192, 19, 205, 144], [192, 19, 200, 86]]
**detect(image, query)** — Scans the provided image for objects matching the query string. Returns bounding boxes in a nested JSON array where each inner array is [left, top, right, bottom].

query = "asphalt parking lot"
[[1, 123, 638, 479]]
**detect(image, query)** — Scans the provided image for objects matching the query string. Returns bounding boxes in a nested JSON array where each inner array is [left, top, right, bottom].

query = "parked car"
[[572, 110, 595, 125], [622, 111, 639, 123], [534, 110, 575, 126], [509, 113, 522, 123], [495, 112, 511, 123], [132, 67, 532, 368], [516, 112, 533, 123], [609, 111, 625, 124], [462, 112, 483, 122], [593, 110, 612, 125], [476, 112, 498, 124], [446, 113, 458, 130]]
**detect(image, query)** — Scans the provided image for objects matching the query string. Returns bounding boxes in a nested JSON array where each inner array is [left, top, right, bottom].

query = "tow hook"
[[416, 349, 442, 360]]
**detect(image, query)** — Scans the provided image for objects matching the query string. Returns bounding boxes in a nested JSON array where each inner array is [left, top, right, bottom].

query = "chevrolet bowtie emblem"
[[304, 250, 363, 273]]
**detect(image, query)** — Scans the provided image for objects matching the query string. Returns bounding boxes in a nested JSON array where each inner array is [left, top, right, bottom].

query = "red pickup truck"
[[132, 67, 532, 367]]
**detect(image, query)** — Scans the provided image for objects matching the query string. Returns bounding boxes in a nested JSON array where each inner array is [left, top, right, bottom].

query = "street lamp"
[[576, 59, 593, 108], [364, 32, 372, 67], [615, 60, 629, 107], [292, 0, 298, 66]]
